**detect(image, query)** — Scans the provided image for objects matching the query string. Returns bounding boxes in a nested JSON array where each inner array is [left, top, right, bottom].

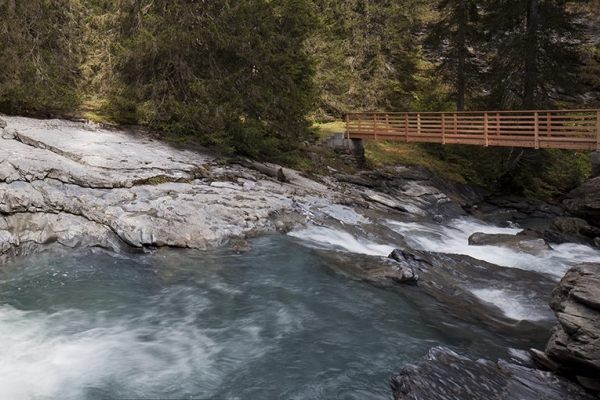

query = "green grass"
[[364, 140, 473, 184], [313, 121, 346, 141]]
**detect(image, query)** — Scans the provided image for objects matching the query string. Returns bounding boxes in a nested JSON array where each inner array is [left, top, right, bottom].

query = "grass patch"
[[364, 140, 474, 184], [313, 121, 346, 141]]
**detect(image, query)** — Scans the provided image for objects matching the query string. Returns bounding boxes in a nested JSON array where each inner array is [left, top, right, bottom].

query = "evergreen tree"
[[424, 0, 483, 111], [111, 0, 317, 156], [308, 0, 425, 117], [484, 0, 584, 109], [0, 0, 84, 115]]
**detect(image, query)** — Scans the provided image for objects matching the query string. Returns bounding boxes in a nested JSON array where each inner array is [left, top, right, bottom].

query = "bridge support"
[[326, 132, 365, 168], [592, 152, 600, 178]]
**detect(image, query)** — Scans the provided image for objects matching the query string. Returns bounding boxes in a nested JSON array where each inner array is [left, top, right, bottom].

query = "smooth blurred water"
[[0, 236, 452, 400], [2, 216, 598, 400], [290, 216, 600, 326]]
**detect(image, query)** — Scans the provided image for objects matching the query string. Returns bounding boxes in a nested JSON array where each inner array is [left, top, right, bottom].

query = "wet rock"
[[545, 263, 600, 381], [390, 347, 596, 400], [552, 216, 591, 235], [334, 167, 483, 221], [564, 177, 600, 227], [472, 195, 565, 225], [0, 212, 136, 264], [322, 244, 557, 350], [468, 231, 552, 254], [544, 216, 598, 246]]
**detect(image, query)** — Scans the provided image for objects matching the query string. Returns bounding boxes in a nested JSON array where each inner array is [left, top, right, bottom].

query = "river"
[[0, 216, 599, 399]]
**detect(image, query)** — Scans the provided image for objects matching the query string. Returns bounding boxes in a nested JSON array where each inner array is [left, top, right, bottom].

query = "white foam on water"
[[386, 217, 600, 278], [0, 303, 226, 399], [288, 226, 395, 256], [470, 288, 550, 321]]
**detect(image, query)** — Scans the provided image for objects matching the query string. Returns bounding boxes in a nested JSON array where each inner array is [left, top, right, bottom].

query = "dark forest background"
[[1, 0, 599, 198]]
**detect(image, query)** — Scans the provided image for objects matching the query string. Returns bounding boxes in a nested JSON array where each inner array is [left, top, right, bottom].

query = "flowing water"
[[1, 216, 599, 399]]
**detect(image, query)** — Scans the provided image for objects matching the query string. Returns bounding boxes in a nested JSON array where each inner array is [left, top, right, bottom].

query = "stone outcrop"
[[544, 262, 600, 390], [321, 245, 557, 347], [468, 230, 552, 254], [390, 347, 596, 400], [471, 195, 565, 226], [546, 216, 600, 247], [0, 116, 339, 258], [0, 115, 488, 261], [564, 177, 600, 229]]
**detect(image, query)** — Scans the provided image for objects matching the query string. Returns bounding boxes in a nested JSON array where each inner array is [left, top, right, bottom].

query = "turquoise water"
[[0, 235, 552, 399]]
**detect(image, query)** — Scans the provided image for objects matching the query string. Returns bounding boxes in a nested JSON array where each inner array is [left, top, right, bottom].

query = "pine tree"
[[484, 0, 584, 109], [307, 0, 425, 117], [0, 0, 84, 115], [111, 0, 317, 156], [424, 0, 483, 111]]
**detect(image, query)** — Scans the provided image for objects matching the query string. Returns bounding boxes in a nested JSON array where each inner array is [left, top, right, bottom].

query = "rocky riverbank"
[[2, 115, 600, 398]]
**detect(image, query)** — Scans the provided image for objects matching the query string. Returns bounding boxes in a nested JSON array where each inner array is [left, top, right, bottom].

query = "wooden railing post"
[[484, 112, 489, 147], [441, 113, 446, 145], [345, 113, 350, 139], [496, 113, 500, 135], [417, 113, 421, 136], [374, 113, 378, 140], [534, 111, 539, 149], [405, 113, 409, 142], [385, 113, 390, 136], [596, 110, 600, 152], [453, 113, 458, 135]]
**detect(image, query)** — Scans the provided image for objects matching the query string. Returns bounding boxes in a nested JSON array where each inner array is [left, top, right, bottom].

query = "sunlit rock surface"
[[0, 116, 334, 257], [390, 347, 596, 400], [0, 115, 479, 261]]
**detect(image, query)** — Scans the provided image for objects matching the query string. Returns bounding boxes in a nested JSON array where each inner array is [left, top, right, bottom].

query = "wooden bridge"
[[345, 109, 600, 151]]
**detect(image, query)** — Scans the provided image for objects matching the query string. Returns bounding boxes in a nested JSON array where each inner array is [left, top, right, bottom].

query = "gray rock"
[[552, 216, 591, 235], [0, 116, 339, 258], [564, 177, 600, 227], [546, 263, 600, 377], [468, 231, 552, 254], [390, 347, 595, 400], [321, 245, 557, 351]]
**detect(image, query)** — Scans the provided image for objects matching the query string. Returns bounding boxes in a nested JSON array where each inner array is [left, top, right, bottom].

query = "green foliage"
[[0, 0, 84, 115], [109, 0, 318, 157], [307, 0, 430, 118], [424, 0, 484, 111], [483, 0, 584, 110], [364, 139, 590, 201]]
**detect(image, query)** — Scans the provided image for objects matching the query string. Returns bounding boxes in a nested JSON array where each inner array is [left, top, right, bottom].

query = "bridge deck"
[[346, 110, 600, 151]]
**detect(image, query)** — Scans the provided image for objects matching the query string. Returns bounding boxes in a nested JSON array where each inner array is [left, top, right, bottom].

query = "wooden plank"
[[534, 112, 539, 149], [345, 110, 600, 150], [597, 110, 600, 152]]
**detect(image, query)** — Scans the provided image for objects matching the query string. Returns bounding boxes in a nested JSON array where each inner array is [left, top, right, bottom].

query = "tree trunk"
[[456, 0, 467, 111], [523, 0, 539, 109]]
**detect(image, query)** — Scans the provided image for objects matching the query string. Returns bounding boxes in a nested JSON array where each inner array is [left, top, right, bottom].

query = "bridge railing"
[[345, 110, 600, 151]]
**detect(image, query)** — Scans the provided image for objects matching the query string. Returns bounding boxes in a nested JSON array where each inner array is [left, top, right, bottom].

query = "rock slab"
[[546, 262, 600, 388], [390, 347, 596, 400]]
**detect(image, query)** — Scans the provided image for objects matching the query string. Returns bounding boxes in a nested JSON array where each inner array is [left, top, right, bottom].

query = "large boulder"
[[321, 245, 557, 349], [468, 230, 552, 254], [545, 262, 600, 390], [563, 177, 600, 228], [390, 347, 596, 400]]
